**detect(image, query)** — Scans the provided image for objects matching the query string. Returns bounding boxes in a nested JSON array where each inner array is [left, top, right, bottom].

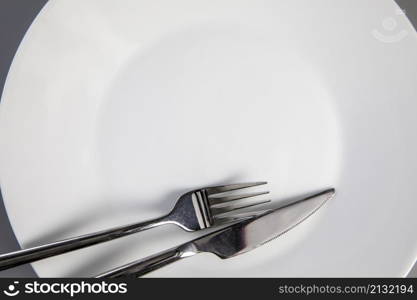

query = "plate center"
[[96, 25, 342, 219]]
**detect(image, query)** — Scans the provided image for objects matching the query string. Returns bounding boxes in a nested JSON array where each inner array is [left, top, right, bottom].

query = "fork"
[[0, 182, 269, 271]]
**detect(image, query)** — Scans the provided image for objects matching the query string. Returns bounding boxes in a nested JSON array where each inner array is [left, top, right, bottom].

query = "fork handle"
[[0, 215, 169, 271], [96, 244, 196, 278]]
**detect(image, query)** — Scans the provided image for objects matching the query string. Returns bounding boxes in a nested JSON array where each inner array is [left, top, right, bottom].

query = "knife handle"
[[96, 244, 197, 278]]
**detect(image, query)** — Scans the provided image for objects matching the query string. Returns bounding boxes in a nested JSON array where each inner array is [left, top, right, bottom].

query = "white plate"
[[0, 0, 416, 277]]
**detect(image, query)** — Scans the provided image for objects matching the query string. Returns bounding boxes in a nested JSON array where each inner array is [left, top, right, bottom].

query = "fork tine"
[[213, 209, 272, 225], [211, 199, 271, 216], [209, 191, 270, 206], [205, 181, 267, 196]]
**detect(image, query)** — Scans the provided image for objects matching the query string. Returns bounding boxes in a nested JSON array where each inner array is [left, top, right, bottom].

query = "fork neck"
[[119, 214, 173, 236]]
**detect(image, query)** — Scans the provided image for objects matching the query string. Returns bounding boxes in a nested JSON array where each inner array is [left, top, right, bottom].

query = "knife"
[[96, 188, 335, 278]]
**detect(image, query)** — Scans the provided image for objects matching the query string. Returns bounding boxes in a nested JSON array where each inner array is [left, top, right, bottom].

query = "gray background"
[[0, 0, 416, 277]]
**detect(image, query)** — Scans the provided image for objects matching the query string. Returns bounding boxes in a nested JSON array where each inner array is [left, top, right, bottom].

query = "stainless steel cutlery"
[[96, 188, 334, 278], [0, 182, 270, 271], [0, 181, 334, 277]]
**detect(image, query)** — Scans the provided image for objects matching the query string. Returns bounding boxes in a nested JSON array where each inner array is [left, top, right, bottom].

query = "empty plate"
[[0, 0, 416, 277]]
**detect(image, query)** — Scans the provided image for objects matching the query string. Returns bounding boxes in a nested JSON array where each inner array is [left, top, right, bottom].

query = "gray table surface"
[[0, 0, 416, 277]]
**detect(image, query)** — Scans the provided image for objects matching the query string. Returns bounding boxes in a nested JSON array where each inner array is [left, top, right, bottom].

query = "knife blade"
[[194, 188, 334, 258]]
